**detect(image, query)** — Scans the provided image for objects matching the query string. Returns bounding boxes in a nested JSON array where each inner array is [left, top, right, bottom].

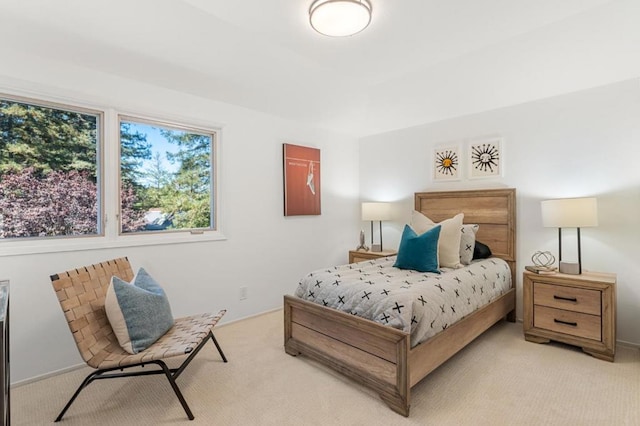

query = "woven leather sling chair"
[[50, 257, 227, 422]]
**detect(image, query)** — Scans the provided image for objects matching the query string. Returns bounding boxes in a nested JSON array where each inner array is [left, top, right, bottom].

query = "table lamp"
[[361, 202, 391, 252], [541, 197, 598, 274]]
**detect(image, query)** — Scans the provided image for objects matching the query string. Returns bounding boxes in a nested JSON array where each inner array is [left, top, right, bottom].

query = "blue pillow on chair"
[[394, 224, 441, 273], [105, 268, 175, 354]]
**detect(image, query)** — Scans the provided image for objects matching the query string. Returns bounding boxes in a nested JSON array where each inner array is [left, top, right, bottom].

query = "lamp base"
[[371, 244, 382, 252], [559, 261, 580, 275]]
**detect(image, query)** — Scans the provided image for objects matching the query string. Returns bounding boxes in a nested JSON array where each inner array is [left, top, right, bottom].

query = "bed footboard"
[[284, 287, 515, 416], [284, 295, 412, 416]]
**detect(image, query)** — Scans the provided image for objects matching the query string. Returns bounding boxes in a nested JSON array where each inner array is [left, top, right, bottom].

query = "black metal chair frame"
[[55, 331, 227, 422]]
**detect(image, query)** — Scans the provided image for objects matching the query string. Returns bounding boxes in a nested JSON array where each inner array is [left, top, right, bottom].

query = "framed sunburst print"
[[468, 137, 503, 179], [433, 144, 461, 181]]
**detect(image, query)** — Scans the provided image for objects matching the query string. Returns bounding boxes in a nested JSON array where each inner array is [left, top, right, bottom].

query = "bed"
[[283, 188, 516, 416]]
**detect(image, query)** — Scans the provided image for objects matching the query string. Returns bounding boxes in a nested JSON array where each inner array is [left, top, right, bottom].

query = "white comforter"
[[294, 256, 511, 347]]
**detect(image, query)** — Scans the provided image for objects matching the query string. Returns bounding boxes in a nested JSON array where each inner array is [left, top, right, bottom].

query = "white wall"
[[0, 52, 360, 383], [360, 79, 640, 346]]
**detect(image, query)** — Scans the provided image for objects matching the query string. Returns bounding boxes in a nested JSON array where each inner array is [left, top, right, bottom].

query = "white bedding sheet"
[[294, 256, 512, 347]]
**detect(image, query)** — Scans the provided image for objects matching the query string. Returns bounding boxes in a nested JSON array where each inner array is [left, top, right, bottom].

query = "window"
[[118, 116, 216, 235], [0, 93, 222, 256], [0, 96, 101, 240]]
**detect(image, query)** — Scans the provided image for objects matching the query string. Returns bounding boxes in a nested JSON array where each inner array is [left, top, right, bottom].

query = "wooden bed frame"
[[284, 188, 516, 416]]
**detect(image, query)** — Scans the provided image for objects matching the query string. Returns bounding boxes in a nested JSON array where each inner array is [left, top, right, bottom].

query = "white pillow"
[[460, 224, 479, 265], [410, 211, 464, 268]]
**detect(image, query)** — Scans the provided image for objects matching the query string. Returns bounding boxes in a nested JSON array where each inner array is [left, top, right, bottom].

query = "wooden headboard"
[[415, 188, 516, 282]]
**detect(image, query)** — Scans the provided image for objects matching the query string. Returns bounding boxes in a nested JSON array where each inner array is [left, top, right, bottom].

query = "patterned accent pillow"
[[410, 210, 464, 268], [394, 224, 441, 273], [459, 224, 480, 265], [105, 268, 174, 354]]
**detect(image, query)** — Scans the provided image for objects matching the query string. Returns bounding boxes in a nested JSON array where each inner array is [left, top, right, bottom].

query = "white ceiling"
[[1, 0, 638, 137]]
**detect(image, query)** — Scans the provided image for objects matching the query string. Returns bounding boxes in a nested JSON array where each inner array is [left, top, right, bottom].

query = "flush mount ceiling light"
[[309, 0, 372, 37]]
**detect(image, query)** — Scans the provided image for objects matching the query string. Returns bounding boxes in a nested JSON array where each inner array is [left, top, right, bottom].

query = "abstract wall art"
[[468, 137, 503, 179], [433, 143, 461, 181], [283, 143, 321, 216]]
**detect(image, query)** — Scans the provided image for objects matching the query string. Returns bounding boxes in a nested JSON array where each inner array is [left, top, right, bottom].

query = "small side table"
[[523, 270, 616, 361]]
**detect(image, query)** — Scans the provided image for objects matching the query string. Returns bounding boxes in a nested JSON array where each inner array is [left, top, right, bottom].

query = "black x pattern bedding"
[[295, 256, 512, 347]]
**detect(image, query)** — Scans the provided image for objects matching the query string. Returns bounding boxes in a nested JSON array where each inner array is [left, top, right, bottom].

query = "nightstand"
[[523, 270, 616, 361], [349, 250, 396, 264]]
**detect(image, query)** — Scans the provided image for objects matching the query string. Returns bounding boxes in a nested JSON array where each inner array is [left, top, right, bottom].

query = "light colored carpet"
[[12, 310, 640, 425]]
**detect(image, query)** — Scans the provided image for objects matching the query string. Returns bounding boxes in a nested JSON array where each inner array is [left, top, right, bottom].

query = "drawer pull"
[[554, 319, 578, 327], [553, 295, 577, 302]]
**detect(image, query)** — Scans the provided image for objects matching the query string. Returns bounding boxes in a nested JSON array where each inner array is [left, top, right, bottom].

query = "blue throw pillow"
[[394, 224, 441, 273], [105, 268, 175, 354]]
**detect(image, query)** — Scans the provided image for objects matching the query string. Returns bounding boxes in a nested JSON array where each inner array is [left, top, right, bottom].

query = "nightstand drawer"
[[351, 254, 372, 263], [349, 250, 396, 264], [534, 305, 601, 341], [533, 282, 601, 315]]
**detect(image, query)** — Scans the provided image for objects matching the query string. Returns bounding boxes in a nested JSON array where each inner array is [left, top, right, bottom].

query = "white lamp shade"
[[309, 0, 372, 37], [541, 197, 598, 228], [361, 202, 391, 221]]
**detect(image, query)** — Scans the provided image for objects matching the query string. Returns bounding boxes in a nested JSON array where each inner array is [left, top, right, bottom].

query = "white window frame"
[[116, 114, 219, 237], [0, 92, 225, 257]]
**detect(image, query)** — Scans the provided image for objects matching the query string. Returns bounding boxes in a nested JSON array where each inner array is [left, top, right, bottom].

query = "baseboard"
[[216, 307, 281, 328], [617, 339, 640, 349], [12, 363, 86, 388]]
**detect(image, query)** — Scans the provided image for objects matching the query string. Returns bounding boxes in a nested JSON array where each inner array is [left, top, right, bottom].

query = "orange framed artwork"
[[283, 143, 321, 216]]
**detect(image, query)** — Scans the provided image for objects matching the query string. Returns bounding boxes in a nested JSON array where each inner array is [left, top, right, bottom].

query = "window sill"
[[0, 231, 227, 257]]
